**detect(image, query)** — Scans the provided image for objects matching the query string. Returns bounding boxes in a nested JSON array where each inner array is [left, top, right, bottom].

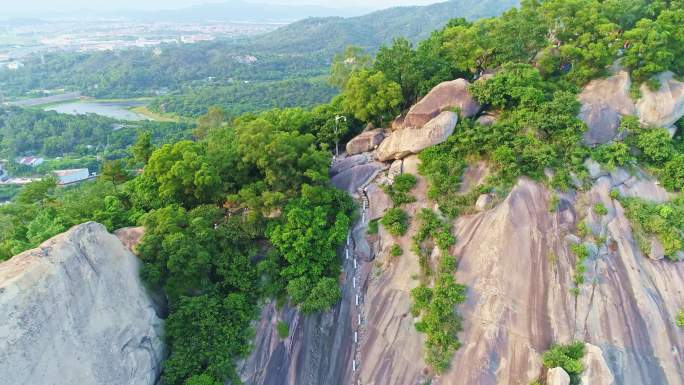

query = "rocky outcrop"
[[0, 222, 164, 385], [578, 70, 635, 145], [358, 169, 684, 385], [636, 71, 684, 130], [115, 226, 145, 252], [581, 343, 615, 385], [579, 70, 684, 145], [375, 111, 457, 161], [547, 367, 571, 385], [330, 153, 386, 193], [346, 129, 385, 155], [403, 79, 480, 128]]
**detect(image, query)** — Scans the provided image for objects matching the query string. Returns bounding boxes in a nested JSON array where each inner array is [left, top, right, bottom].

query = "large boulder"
[[578, 70, 635, 145], [403, 79, 480, 128], [636, 71, 684, 130], [331, 161, 385, 193], [581, 343, 615, 385], [547, 367, 571, 385], [345, 128, 385, 155], [375, 111, 457, 161], [0, 222, 164, 385]]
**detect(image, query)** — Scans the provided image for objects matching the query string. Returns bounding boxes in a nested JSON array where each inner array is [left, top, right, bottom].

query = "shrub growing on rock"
[[381, 208, 410, 236], [541, 341, 586, 385]]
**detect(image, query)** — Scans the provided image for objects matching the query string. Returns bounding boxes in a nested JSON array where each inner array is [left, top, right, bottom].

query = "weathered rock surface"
[[330, 154, 385, 193], [547, 367, 571, 385], [475, 193, 493, 211], [636, 72, 684, 129], [578, 70, 635, 145], [357, 173, 684, 385], [0, 222, 164, 385], [346, 129, 385, 155], [243, 144, 684, 385], [403, 79, 480, 128], [238, 299, 354, 385], [581, 343, 615, 385], [376, 111, 457, 161], [115, 226, 145, 252]]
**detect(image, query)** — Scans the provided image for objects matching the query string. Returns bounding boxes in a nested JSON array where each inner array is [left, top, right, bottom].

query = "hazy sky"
[[3, 0, 439, 15]]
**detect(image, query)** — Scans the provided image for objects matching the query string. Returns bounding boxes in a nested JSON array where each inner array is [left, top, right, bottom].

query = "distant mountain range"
[[249, 0, 520, 53], [112, 1, 372, 23]]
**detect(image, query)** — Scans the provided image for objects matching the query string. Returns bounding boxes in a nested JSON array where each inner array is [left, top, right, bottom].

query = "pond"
[[45, 100, 149, 121]]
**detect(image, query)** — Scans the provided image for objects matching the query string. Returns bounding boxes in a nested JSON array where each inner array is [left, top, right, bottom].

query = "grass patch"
[[276, 320, 289, 339]]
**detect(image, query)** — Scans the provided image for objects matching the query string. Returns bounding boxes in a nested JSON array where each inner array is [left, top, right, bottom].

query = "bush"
[[594, 203, 608, 216], [620, 197, 684, 261], [541, 341, 586, 385], [677, 308, 684, 328], [591, 142, 633, 170], [390, 244, 403, 257], [381, 208, 410, 236], [634, 128, 674, 164], [276, 320, 290, 339], [662, 155, 684, 191], [367, 219, 379, 235], [571, 244, 590, 294], [383, 173, 418, 206]]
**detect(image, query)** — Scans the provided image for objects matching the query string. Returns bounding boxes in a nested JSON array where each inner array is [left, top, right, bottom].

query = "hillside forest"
[[1, 1, 683, 384]]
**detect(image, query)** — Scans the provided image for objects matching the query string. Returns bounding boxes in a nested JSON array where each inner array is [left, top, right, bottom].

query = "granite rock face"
[[376, 111, 458, 161], [403, 79, 480, 128], [578, 70, 635, 145], [346, 129, 385, 155], [547, 367, 571, 385], [0, 222, 164, 385], [636, 71, 684, 130]]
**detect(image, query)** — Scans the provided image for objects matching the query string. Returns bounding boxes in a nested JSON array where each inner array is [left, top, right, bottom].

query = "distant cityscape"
[[0, 19, 282, 69]]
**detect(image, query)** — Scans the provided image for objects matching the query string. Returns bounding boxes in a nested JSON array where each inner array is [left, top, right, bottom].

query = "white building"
[[54, 169, 91, 185], [17, 156, 45, 167]]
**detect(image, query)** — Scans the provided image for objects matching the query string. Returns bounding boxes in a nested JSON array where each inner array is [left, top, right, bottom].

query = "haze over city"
[[3, 0, 440, 16]]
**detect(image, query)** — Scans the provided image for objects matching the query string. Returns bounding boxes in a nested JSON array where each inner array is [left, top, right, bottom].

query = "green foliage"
[[381, 208, 410, 237], [594, 202, 608, 216], [184, 374, 221, 385], [677, 308, 684, 328], [571, 243, 590, 294], [163, 294, 256, 385], [0, 106, 190, 159], [577, 221, 590, 238], [367, 219, 379, 235], [151, 78, 338, 119], [341, 69, 402, 125], [662, 155, 684, 191], [265, 184, 352, 312], [549, 194, 560, 213], [591, 142, 634, 170], [100, 159, 131, 184], [469, 63, 545, 109], [633, 128, 675, 164], [411, 254, 467, 373], [390, 244, 403, 257], [620, 197, 684, 260], [131, 131, 154, 166], [541, 341, 586, 385], [330, 46, 372, 89], [623, 9, 684, 83], [276, 320, 290, 339], [0, 178, 137, 261], [383, 173, 418, 206]]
